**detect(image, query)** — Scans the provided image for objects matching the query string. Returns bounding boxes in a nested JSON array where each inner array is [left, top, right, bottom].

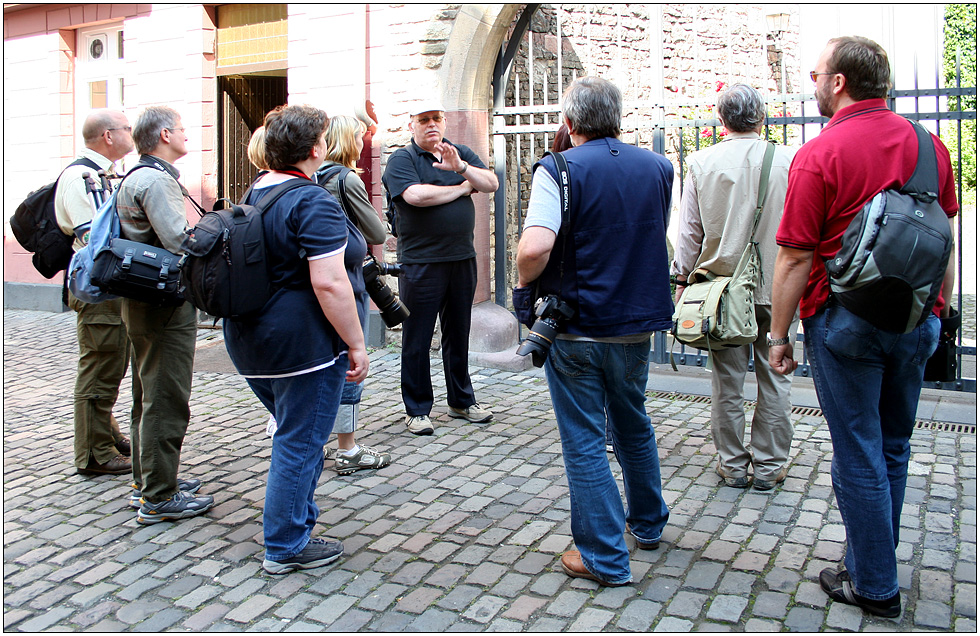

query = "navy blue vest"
[[535, 137, 674, 337]]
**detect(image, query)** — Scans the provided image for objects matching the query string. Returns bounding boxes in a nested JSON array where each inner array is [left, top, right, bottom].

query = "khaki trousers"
[[709, 305, 796, 481], [69, 293, 131, 467], [121, 299, 196, 503]]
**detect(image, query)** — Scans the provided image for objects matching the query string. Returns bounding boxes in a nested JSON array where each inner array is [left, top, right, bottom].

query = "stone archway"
[[427, 4, 528, 365]]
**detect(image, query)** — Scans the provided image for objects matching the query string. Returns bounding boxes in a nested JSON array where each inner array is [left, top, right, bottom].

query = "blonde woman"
[[315, 114, 390, 474], [246, 126, 270, 171]]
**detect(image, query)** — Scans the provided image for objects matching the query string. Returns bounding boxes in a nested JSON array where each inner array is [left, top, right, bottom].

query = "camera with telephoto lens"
[[362, 254, 410, 327], [516, 295, 575, 368]]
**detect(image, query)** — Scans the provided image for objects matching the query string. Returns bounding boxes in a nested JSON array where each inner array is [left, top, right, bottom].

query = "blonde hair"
[[324, 115, 366, 170], [247, 126, 269, 170]]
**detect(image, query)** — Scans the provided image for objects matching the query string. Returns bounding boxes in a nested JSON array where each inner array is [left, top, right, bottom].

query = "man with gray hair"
[[671, 84, 797, 491], [115, 105, 211, 524], [517, 77, 673, 586], [55, 109, 136, 476], [382, 99, 499, 435]]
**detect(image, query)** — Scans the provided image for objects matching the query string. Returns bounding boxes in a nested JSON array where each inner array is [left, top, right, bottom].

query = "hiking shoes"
[[715, 462, 751, 488], [77, 454, 131, 476], [129, 479, 203, 509], [335, 445, 391, 475], [754, 465, 790, 491], [449, 403, 493, 423], [136, 490, 214, 524], [405, 415, 434, 435], [263, 538, 344, 575]]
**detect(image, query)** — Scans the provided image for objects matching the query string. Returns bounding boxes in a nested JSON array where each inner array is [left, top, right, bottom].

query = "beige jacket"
[[54, 147, 116, 249], [670, 133, 796, 304]]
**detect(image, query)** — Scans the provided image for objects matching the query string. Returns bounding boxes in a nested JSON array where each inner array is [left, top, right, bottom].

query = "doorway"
[[218, 75, 287, 203]]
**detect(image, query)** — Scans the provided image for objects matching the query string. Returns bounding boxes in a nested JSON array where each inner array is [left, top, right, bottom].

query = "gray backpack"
[[825, 120, 952, 334]]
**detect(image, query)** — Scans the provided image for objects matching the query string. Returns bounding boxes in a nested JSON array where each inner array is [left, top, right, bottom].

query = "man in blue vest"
[[516, 77, 674, 586]]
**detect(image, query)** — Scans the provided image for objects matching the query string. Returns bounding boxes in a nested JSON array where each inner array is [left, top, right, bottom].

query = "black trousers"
[[399, 258, 477, 416]]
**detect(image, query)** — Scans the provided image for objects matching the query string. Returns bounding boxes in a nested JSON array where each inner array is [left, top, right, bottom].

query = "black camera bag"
[[92, 239, 185, 306]]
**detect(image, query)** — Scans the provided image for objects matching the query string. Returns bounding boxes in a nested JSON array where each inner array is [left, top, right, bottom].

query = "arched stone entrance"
[[403, 4, 528, 364]]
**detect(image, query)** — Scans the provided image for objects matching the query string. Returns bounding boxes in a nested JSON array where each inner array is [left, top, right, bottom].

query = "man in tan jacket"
[[671, 84, 797, 491], [55, 109, 135, 475]]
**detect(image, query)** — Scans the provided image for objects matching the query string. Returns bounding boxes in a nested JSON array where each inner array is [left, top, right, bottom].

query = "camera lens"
[[362, 257, 410, 327], [516, 317, 559, 367]]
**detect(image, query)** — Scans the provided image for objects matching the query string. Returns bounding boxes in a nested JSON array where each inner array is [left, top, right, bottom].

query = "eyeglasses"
[[166, 127, 186, 134], [809, 71, 836, 83], [106, 126, 132, 133], [414, 115, 444, 125]]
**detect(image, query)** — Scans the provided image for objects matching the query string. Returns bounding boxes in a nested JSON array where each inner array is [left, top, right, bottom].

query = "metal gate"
[[491, 4, 977, 391], [218, 75, 287, 203]]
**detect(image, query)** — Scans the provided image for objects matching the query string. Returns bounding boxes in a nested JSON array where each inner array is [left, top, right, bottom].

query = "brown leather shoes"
[[77, 454, 131, 476], [560, 550, 629, 587], [115, 437, 132, 456]]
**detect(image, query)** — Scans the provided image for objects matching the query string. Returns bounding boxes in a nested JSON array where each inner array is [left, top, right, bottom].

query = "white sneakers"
[[406, 404, 494, 436]]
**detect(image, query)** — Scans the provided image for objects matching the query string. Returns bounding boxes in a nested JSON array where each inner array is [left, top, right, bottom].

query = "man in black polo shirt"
[[383, 100, 499, 435]]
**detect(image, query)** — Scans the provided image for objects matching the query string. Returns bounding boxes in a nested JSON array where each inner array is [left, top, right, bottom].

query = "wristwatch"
[[767, 333, 791, 347], [456, 161, 469, 175]]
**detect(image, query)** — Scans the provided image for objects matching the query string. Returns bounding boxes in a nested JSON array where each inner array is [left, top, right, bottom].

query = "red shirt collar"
[[826, 98, 890, 129]]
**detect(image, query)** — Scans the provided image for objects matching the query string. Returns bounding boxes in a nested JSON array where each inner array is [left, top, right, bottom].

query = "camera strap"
[[542, 151, 571, 297]]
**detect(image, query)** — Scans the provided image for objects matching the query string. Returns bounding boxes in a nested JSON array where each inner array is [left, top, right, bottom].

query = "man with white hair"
[[55, 109, 136, 476], [671, 84, 798, 492], [382, 100, 499, 435]]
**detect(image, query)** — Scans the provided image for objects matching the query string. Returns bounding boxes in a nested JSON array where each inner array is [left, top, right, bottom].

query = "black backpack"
[[825, 119, 953, 334], [180, 178, 320, 319], [9, 157, 101, 278]]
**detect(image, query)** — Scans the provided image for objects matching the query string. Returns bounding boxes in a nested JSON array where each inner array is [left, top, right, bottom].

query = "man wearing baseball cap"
[[382, 100, 499, 435]]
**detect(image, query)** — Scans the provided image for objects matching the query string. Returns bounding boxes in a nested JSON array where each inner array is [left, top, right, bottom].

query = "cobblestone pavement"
[[3, 309, 976, 632]]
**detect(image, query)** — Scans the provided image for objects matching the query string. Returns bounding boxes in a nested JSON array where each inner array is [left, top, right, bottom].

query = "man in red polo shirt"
[[768, 36, 957, 618]]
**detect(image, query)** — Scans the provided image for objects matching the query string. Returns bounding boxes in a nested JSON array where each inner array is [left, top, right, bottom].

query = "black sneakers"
[[819, 568, 902, 618], [263, 538, 344, 575]]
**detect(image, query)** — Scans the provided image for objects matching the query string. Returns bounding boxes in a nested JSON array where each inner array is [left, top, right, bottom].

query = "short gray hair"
[[133, 106, 180, 155], [562, 77, 621, 140], [716, 84, 766, 133]]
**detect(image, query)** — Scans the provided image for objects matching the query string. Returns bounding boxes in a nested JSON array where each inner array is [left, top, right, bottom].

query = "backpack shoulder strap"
[[749, 142, 776, 240], [53, 157, 103, 188], [900, 120, 941, 201], [314, 166, 355, 219], [252, 178, 321, 213]]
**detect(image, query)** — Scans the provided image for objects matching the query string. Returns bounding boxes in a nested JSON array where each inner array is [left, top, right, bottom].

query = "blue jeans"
[[544, 338, 670, 584], [247, 361, 346, 561], [804, 303, 939, 600]]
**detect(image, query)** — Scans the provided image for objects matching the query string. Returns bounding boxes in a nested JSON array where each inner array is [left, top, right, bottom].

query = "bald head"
[[82, 109, 134, 161]]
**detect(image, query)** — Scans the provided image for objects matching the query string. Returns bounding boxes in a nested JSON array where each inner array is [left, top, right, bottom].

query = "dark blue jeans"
[[544, 338, 670, 584], [247, 361, 346, 561], [804, 303, 939, 600]]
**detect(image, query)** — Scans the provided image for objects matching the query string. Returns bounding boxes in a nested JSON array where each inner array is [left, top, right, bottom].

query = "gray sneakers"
[[263, 538, 344, 575], [129, 478, 202, 509], [405, 415, 434, 435], [334, 445, 391, 475], [137, 490, 215, 525], [449, 403, 493, 423]]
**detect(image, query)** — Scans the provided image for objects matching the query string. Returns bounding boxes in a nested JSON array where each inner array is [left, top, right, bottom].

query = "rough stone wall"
[[369, 3, 802, 307]]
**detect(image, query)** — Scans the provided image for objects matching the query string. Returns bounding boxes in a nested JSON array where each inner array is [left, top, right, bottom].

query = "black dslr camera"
[[516, 295, 575, 367], [362, 254, 410, 327]]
